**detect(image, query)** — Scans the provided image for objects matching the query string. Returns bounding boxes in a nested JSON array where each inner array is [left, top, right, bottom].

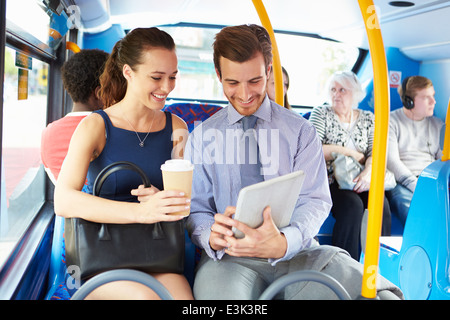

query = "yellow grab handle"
[[441, 98, 450, 161], [358, 0, 390, 299], [252, 0, 284, 107], [66, 41, 81, 53]]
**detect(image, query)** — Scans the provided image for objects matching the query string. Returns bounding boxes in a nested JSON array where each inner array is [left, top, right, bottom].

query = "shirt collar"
[[227, 95, 272, 125]]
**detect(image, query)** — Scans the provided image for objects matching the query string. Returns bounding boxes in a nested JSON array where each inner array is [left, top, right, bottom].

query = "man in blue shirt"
[[185, 24, 403, 300]]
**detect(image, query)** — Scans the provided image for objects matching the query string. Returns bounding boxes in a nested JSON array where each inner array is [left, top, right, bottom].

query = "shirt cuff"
[[268, 226, 304, 265], [195, 222, 226, 261], [403, 176, 418, 193]]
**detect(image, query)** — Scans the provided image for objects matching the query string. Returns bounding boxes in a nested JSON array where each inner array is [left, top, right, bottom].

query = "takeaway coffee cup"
[[161, 159, 194, 216]]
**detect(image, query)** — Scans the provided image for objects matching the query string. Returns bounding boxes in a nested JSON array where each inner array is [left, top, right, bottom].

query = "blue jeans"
[[386, 184, 413, 226]]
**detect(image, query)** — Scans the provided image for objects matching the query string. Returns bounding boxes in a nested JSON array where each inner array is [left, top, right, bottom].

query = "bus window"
[[0, 46, 48, 269], [6, 0, 69, 54], [159, 26, 224, 103], [158, 25, 360, 109], [274, 33, 360, 108], [6, 0, 50, 48]]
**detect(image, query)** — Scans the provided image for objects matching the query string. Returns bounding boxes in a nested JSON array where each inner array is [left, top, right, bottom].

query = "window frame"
[[0, 0, 68, 299]]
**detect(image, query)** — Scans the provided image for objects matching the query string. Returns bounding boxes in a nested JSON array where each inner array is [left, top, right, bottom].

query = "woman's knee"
[[84, 280, 162, 300], [152, 273, 193, 300], [84, 274, 193, 300]]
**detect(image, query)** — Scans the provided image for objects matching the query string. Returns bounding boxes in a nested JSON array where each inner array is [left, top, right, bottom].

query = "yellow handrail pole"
[[252, 0, 284, 107], [358, 0, 390, 299], [441, 98, 450, 161]]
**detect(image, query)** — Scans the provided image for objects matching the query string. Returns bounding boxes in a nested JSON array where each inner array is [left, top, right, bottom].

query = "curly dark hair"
[[61, 49, 109, 104]]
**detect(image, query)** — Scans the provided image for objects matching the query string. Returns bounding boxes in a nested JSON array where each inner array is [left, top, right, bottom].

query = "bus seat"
[[302, 111, 311, 120], [378, 160, 450, 300], [390, 212, 404, 235], [45, 215, 68, 300], [45, 216, 197, 299], [184, 228, 196, 288], [317, 202, 404, 252], [163, 103, 223, 132], [316, 213, 335, 245]]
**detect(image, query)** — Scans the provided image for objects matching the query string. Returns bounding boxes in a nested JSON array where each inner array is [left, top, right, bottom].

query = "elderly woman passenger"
[[309, 71, 391, 260]]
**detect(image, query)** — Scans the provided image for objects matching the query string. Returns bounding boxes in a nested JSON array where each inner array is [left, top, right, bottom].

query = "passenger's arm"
[[271, 123, 332, 264], [171, 113, 189, 159], [322, 144, 365, 163], [309, 106, 365, 163], [387, 122, 417, 192], [352, 110, 374, 193], [353, 156, 372, 193], [184, 132, 220, 260]]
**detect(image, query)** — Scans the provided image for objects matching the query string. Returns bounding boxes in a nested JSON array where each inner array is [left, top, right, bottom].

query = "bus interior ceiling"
[[74, 0, 450, 119]]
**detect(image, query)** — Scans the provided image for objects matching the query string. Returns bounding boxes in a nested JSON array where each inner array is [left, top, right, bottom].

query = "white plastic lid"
[[161, 159, 194, 171]]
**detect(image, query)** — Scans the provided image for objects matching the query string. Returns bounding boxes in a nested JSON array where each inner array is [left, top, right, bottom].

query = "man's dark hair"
[[213, 24, 273, 78]]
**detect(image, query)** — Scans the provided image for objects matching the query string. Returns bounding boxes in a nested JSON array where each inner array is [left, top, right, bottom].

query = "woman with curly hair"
[[41, 49, 109, 182]]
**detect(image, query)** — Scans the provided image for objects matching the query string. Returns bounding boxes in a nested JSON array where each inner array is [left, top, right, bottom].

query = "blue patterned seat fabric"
[[163, 103, 223, 132]]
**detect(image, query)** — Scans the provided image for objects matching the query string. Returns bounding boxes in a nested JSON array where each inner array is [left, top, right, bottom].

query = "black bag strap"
[[93, 161, 151, 197], [91, 161, 154, 241]]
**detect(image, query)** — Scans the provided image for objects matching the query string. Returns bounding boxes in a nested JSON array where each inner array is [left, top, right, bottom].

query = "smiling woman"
[[122, 48, 178, 113], [53, 27, 192, 300]]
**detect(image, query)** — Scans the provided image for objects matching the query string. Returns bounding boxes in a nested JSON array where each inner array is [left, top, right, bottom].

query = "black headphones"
[[401, 76, 414, 110]]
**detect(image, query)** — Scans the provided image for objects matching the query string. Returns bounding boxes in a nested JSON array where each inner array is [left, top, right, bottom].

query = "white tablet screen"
[[233, 170, 305, 238]]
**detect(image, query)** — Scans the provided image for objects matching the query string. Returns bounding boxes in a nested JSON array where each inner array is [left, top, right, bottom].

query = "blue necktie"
[[240, 115, 263, 188]]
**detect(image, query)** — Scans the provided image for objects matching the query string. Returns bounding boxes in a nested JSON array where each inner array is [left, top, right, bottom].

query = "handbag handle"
[[91, 161, 153, 241], [93, 161, 151, 197]]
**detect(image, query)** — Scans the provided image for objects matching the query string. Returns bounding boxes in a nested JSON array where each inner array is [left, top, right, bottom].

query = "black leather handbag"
[[64, 161, 185, 281]]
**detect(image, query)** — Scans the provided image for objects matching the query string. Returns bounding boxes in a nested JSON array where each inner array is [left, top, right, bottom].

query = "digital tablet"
[[232, 170, 305, 238]]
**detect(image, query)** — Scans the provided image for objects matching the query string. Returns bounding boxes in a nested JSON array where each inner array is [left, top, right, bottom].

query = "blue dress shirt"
[[185, 96, 332, 265]]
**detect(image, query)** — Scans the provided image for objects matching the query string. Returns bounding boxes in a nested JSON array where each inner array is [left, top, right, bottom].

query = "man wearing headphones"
[[386, 76, 444, 226]]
